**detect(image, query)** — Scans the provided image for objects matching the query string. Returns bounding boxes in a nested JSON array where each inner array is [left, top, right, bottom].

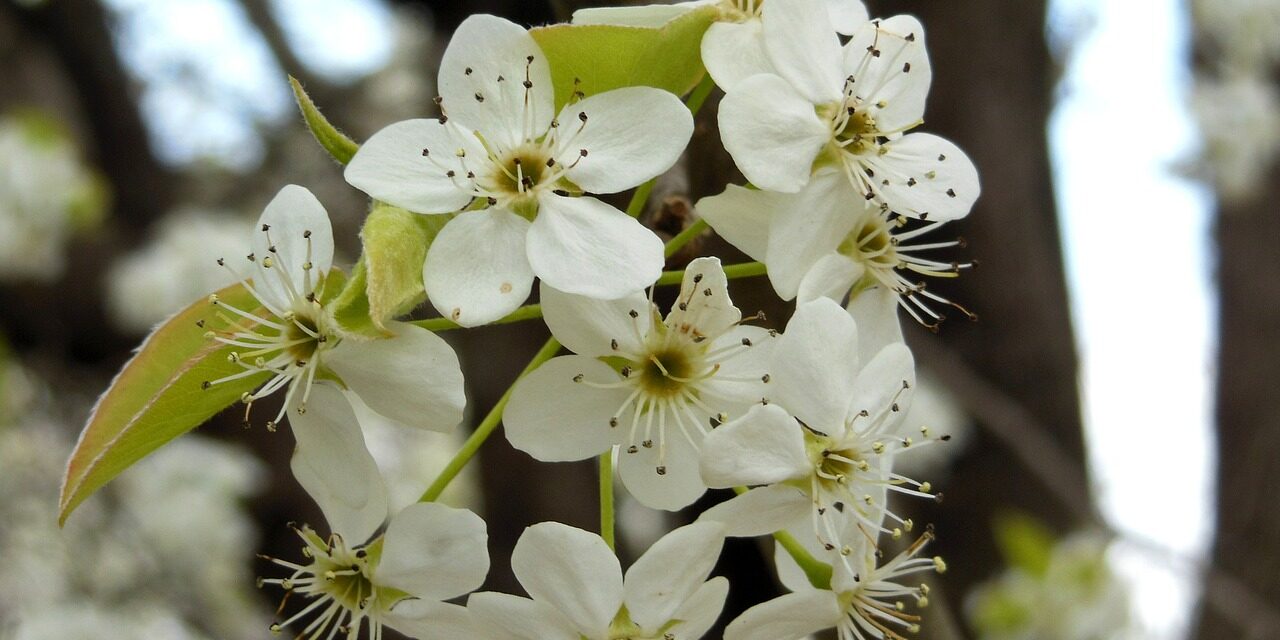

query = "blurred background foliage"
[[0, 0, 1277, 638]]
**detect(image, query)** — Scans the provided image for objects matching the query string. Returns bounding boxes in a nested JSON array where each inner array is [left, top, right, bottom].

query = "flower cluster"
[[71, 1, 984, 638]]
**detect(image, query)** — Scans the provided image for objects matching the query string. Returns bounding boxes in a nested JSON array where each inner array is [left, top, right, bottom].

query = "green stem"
[[411, 304, 543, 332], [419, 337, 562, 503], [625, 180, 655, 219], [774, 529, 834, 591], [655, 260, 766, 286], [732, 487, 833, 590], [600, 452, 615, 550], [663, 219, 709, 258]]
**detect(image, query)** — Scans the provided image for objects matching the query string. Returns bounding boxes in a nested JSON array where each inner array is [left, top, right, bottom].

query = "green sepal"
[[329, 258, 380, 339], [58, 282, 271, 525], [530, 5, 717, 108], [289, 75, 359, 165]]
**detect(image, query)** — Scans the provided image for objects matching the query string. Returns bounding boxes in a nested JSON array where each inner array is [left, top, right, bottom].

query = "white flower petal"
[[384, 600, 485, 640], [843, 15, 931, 132], [541, 282, 652, 358], [438, 15, 554, 150], [701, 20, 774, 93], [702, 325, 776, 410], [821, 0, 869, 34], [624, 522, 725, 631], [796, 252, 864, 304], [764, 170, 859, 300], [344, 119, 474, 214], [865, 132, 980, 222], [253, 185, 335, 311], [772, 298, 860, 429], [572, 2, 708, 27], [700, 403, 810, 487], [845, 284, 904, 363], [725, 590, 842, 640], [504, 356, 631, 462], [618, 434, 706, 510], [697, 484, 811, 537], [846, 341, 915, 433], [511, 522, 623, 639], [423, 209, 534, 327], [666, 257, 741, 338], [718, 74, 829, 193], [762, 0, 844, 104], [467, 592, 580, 640], [288, 384, 387, 543], [561, 87, 693, 194], [327, 322, 466, 432], [527, 194, 663, 299], [669, 576, 730, 639], [377, 502, 489, 600], [694, 184, 778, 261]]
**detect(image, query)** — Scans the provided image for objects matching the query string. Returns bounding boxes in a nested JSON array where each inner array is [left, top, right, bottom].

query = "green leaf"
[[59, 283, 271, 524], [530, 5, 717, 108], [362, 204, 448, 330], [289, 75, 359, 164], [993, 512, 1057, 577]]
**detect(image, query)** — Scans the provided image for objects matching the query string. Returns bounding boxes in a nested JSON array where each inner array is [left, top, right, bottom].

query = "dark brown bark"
[[869, 0, 1091, 621], [1192, 167, 1280, 640]]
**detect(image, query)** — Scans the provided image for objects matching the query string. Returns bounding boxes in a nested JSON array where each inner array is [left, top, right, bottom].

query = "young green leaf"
[[289, 75, 359, 164], [362, 204, 449, 331], [530, 5, 716, 108], [59, 283, 270, 524]]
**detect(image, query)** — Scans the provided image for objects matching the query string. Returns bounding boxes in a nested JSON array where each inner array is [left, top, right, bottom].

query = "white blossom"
[[260, 502, 488, 640], [202, 185, 465, 436], [107, 208, 250, 333], [726, 530, 943, 640], [699, 167, 974, 327], [699, 298, 945, 580], [573, 0, 869, 93], [716, 0, 978, 221], [468, 521, 728, 640], [345, 14, 692, 326], [504, 257, 774, 510]]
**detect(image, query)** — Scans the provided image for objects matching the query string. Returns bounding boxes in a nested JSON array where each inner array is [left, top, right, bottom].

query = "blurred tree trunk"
[[1191, 163, 1280, 640], [869, 0, 1091, 624]]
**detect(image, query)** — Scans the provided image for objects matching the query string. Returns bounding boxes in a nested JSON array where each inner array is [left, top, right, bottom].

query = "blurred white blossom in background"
[[106, 208, 251, 333], [967, 518, 1135, 640], [1189, 0, 1280, 203], [0, 362, 269, 640], [0, 113, 106, 282]]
